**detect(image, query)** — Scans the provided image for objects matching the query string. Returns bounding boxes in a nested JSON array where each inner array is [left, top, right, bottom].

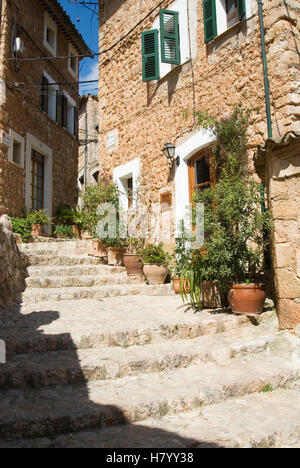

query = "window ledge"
[[210, 20, 244, 44], [154, 58, 191, 84]]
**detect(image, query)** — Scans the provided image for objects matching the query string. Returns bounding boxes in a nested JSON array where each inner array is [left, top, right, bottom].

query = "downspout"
[[84, 111, 88, 189], [257, 0, 272, 216], [257, 0, 272, 139]]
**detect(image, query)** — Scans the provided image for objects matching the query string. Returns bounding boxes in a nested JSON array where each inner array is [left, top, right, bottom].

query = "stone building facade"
[[98, 0, 299, 325], [0, 0, 91, 220], [98, 0, 299, 222], [78, 94, 99, 207]]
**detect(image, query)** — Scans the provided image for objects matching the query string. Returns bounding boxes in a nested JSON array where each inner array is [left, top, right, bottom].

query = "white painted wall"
[[113, 158, 140, 210], [216, 0, 253, 36], [174, 129, 215, 232]]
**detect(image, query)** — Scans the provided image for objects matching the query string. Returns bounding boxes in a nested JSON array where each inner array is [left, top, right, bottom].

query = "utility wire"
[[5, 0, 169, 62]]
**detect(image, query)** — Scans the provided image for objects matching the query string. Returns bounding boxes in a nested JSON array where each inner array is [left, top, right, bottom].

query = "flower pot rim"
[[143, 263, 168, 267], [232, 283, 265, 289], [124, 253, 139, 257], [107, 246, 126, 251]]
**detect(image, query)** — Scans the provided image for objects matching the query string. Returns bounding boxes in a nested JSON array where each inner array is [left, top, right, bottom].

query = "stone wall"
[[78, 94, 99, 206], [98, 0, 299, 208], [0, 0, 83, 217], [257, 135, 300, 329], [0, 215, 25, 307]]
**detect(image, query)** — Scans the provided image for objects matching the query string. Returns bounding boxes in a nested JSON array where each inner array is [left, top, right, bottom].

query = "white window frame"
[[8, 130, 24, 168], [68, 43, 78, 77], [216, 0, 252, 37], [43, 12, 57, 56], [113, 158, 140, 211], [43, 71, 58, 121], [63, 90, 77, 135]]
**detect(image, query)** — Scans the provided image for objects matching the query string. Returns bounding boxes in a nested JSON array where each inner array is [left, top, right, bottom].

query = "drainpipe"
[[257, 0, 272, 139], [84, 111, 88, 190], [257, 0, 272, 216]]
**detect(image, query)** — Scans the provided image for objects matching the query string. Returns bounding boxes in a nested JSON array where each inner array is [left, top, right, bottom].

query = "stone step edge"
[[0, 354, 298, 440], [0, 333, 278, 389], [3, 311, 275, 355]]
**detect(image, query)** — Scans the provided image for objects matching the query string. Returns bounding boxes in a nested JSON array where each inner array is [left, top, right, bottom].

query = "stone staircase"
[[0, 239, 299, 448], [0, 289, 300, 447], [20, 240, 173, 303]]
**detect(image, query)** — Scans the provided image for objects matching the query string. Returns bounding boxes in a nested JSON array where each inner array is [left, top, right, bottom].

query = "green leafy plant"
[[11, 216, 33, 242], [54, 224, 75, 238], [28, 210, 52, 226], [139, 243, 171, 266], [180, 106, 271, 309], [170, 220, 191, 278]]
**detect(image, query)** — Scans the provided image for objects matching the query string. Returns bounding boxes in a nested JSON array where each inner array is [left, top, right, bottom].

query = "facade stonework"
[[0, 215, 25, 307], [0, 0, 91, 218], [98, 0, 299, 222], [78, 94, 99, 206]]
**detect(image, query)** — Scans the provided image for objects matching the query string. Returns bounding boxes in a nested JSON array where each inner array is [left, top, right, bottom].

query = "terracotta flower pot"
[[228, 283, 266, 315], [72, 225, 81, 239], [143, 264, 169, 285], [124, 254, 143, 275], [89, 239, 107, 258], [107, 247, 126, 266], [31, 224, 43, 236], [173, 277, 190, 294]]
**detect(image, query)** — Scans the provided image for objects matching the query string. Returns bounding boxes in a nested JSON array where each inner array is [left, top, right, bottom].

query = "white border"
[[8, 130, 25, 168], [113, 158, 140, 210], [43, 12, 57, 56], [25, 133, 53, 231], [174, 128, 215, 231], [68, 43, 78, 78]]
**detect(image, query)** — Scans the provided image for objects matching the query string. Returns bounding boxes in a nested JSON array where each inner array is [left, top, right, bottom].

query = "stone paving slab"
[[0, 327, 280, 389], [1, 297, 262, 353], [25, 273, 144, 289], [2, 384, 300, 448], [0, 351, 299, 440], [21, 284, 175, 303], [26, 264, 126, 277]]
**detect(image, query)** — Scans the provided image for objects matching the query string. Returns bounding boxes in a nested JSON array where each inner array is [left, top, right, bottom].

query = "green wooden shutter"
[[238, 0, 246, 20], [203, 0, 217, 43], [41, 75, 49, 113], [141, 30, 160, 82], [160, 9, 180, 65], [74, 106, 78, 137], [56, 91, 62, 125], [62, 95, 68, 128]]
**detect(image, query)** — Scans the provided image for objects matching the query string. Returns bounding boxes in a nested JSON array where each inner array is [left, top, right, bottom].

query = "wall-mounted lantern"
[[162, 142, 180, 168]]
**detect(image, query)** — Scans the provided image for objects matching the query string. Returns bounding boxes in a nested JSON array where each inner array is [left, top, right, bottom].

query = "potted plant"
[[54, 224, 74, 239], [102, 237, 127, 266], [180, 106, 271, 314], [123, 238, 145, 275], [139, 243, 170, 285], [170, 221, 191, 294], [55, 205, 82, 238], [89, 238, 107, 258], [29, 210, 52, 237]]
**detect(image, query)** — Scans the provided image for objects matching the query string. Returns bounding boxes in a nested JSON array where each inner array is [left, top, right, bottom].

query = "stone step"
[[21, 284, 174, 303], [26, 254, 106, 266], [26, 264, 126, 277], [36, 384, 300, 448], [0, 352, 298, 440], [25, 274, 145, 289], [1, 297, 273, 355], [0, 329, 279, 389]]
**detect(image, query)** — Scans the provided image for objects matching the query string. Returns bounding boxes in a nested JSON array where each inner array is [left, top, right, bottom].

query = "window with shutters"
[[188, 148, 216, 202], [43, 12, 57, 56], [203, 0, 248, 43], [68, 44, 78, 77], [142, 0, 196, 82], [42, 72, 57, 121]]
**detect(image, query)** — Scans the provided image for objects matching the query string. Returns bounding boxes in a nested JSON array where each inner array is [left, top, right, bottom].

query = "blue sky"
[[59, 0, 99, 94]]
